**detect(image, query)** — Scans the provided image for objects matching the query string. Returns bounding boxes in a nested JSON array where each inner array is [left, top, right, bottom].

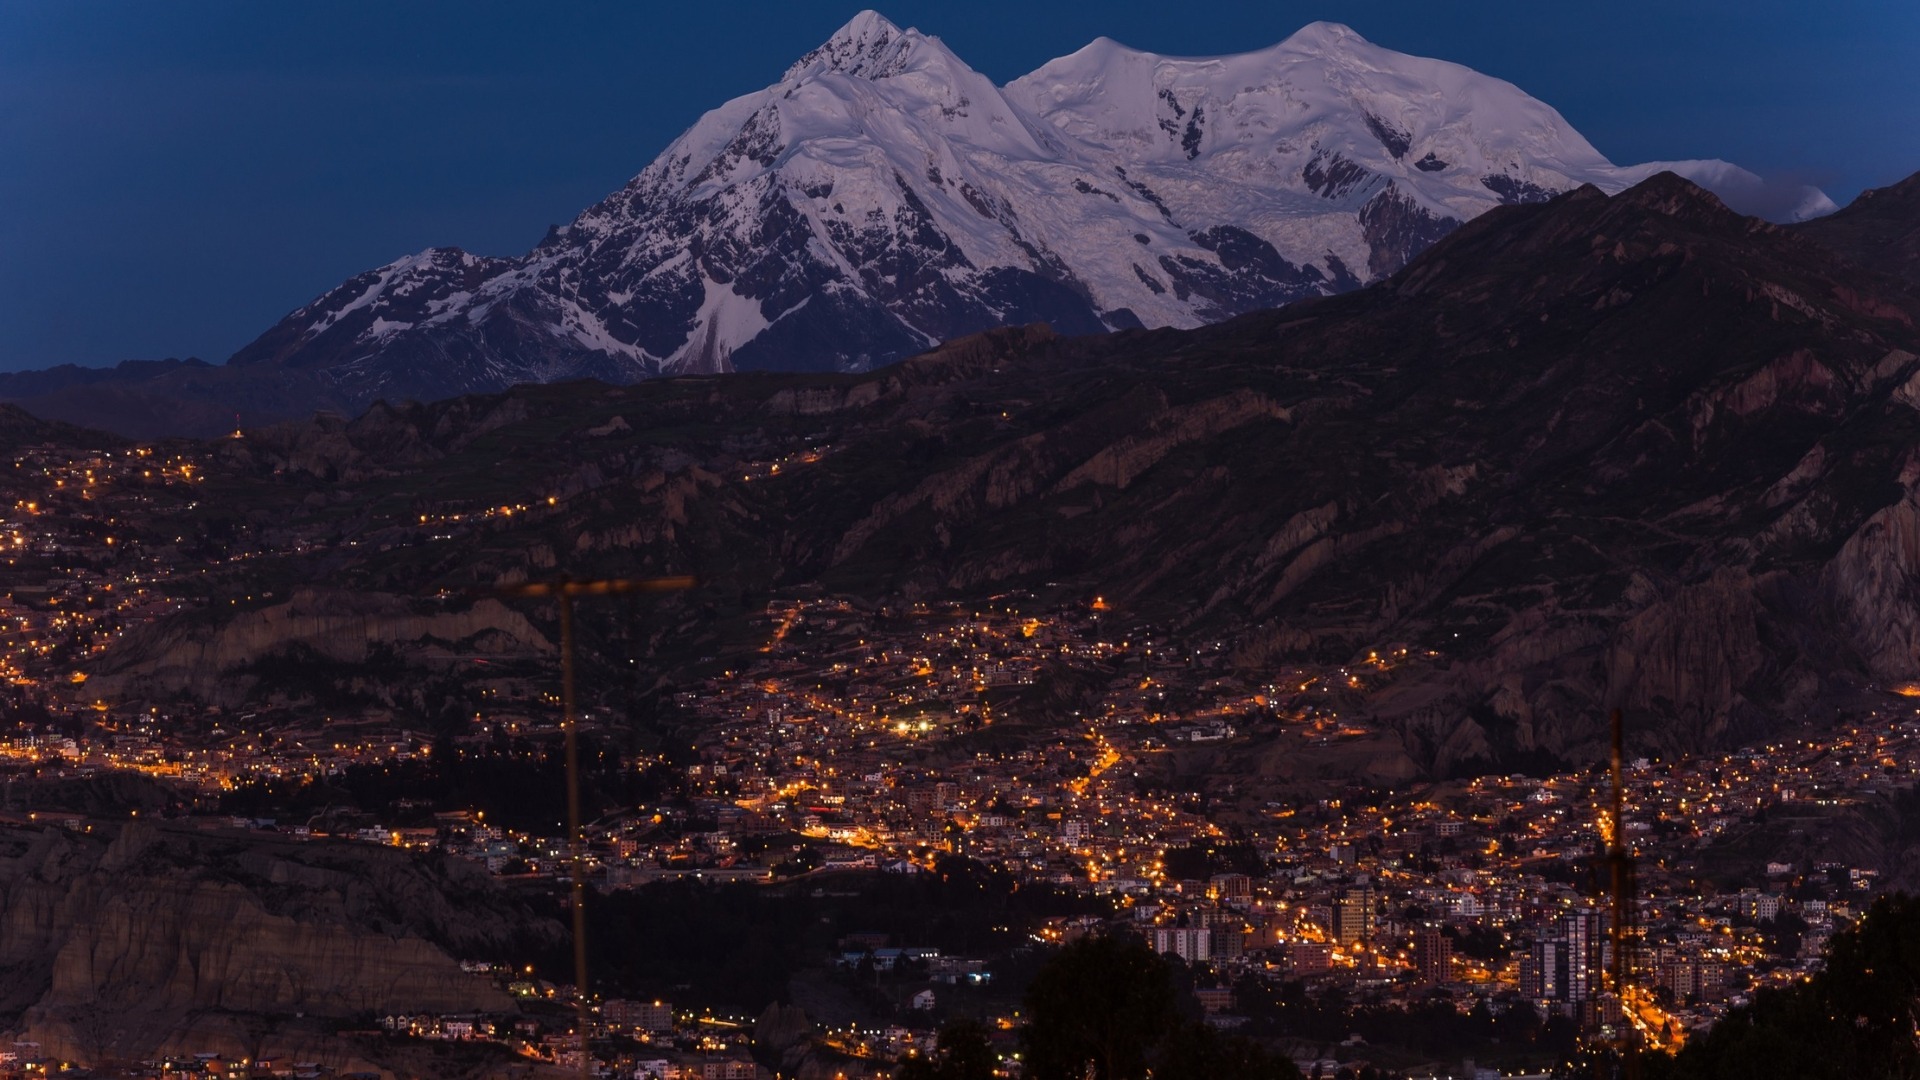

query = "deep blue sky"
[[2, 0, 1916, 372]]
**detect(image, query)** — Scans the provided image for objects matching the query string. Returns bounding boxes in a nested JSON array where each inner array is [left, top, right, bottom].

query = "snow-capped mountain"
[[230, 11, 1833, 403]]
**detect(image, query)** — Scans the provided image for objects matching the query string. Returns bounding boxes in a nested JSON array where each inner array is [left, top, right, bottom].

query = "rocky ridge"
[[1796, 170, 1920, 287], [96, 171, 1920, 774], [0, 820, 552, 1068], [87, 589, 555, 707]]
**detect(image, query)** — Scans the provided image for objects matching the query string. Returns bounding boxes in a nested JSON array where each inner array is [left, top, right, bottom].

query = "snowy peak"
[[826, 8, 900, 43], [1278, 20, 1367, 52], [780, 12, 1006, 143], [226, 12, 1839, 406], [622, 11, 1049, 212], [1007, 23, 1613, 185], [783, 10, 956, 84]]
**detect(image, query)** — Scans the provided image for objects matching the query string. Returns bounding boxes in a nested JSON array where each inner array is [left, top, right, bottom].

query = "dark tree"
[[1654, 893, 1920, 1080], [897, 1020, 996, 1080], [1021, 934, 1178, 1080], [1154, 1019, 1301, 1080], [1020, 934, 1300, 1080]]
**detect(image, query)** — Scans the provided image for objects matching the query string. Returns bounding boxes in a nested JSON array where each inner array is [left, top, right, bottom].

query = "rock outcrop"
[[0, 822, 554, 1069], [87, 590, 553, 705]]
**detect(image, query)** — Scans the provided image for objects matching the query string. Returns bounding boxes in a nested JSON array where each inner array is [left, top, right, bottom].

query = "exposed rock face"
[[1603, 570, 1769, 749], [86, 589, 552, 706], [752, 1001, 866, 1080], [1358, 184, 1459, 276], [1826, 482, 1920, 679], [0, 822, 548, 1068], [753, 1002, 814, 1066]]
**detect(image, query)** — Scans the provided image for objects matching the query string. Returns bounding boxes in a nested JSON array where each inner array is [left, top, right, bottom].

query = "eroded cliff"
[[0, 821, 554, 1068]]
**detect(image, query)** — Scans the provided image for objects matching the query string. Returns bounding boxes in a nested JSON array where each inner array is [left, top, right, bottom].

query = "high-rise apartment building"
[[1332, 883, 1375, 946], [1415, 925, 1452, 984]]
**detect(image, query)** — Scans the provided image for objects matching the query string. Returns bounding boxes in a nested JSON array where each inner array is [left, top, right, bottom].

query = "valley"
[[0, 169, 1919, 1075]]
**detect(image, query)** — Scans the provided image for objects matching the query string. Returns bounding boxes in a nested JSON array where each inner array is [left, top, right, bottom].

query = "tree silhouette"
[[1022, 934, 1178, 1080], [896, 1020, 996, 1080], [1021, 933, 1300, 1080], [1653, 893, 1920, 1080], [1154, 1017, 1300, 1080]]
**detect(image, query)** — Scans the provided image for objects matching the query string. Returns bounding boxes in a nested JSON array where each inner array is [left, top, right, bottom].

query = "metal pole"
[[476, 573, 693, 1080], [561, 587, 591, 1080], [1608, 708, 1639, 1080]]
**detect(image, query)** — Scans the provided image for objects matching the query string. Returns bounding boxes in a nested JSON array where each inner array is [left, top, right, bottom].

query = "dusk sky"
[[2, 0, 1915, 372]]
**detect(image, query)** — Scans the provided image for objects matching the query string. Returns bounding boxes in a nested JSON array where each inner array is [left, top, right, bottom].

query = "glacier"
[[229, 11, 1834, 404]]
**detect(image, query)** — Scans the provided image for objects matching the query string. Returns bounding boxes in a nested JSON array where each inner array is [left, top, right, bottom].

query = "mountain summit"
[[53, 14, 1846, 419]]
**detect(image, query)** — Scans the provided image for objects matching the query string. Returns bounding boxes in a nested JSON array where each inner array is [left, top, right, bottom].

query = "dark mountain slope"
[[0, 362, 346, 441], [1795, 171, 1920, 287], [94, 174, 1920, 773], [0, 402, 124, 453]]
